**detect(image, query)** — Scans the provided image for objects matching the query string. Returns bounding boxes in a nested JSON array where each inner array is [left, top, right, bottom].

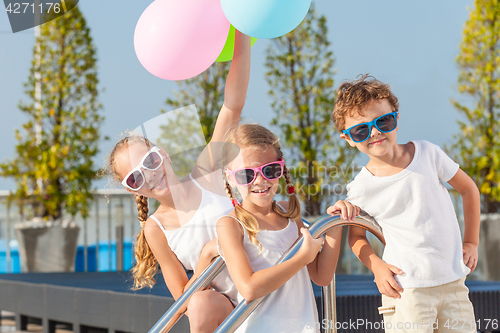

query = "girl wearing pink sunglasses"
[[217, 124, 359, 332], [108, 31, 250, 333]]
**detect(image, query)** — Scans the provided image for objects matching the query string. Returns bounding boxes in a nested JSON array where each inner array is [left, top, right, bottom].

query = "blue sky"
[[0, 0, 473, 190]]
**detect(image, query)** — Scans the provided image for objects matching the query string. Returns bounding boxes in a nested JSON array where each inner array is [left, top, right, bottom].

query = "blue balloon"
[[220, 0, 312, 39]]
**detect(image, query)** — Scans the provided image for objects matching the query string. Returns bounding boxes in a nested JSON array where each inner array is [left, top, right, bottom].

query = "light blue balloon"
[[220, 0, 312, 39]]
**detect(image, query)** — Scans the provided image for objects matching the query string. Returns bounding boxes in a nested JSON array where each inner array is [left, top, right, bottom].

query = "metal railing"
[[148, 256, 226, 333], [0, 189, 140, 273], [149, 211, 384, 333], [214, 210, 384, 333]]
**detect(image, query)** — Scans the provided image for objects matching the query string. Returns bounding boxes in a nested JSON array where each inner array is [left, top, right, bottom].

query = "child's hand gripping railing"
[[148, 256, 226, 333], [214, 210, 385, 333]]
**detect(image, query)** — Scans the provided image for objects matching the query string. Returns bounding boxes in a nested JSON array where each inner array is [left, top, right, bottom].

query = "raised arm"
[[216, 216, 322, 302], [191, 31, 251, 187], [210, 30, 251, 143], [447, 168, 480, 272]]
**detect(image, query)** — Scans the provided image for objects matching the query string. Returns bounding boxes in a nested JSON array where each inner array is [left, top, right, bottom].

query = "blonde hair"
[[222, 124, 301, 250], [109, 135, 158, 289], [332, 74, 399, 132]]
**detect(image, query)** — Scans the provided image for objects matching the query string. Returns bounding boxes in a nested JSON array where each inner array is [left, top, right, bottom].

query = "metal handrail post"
[[214, 211, 384, 333], [148, 256, 226, 333], [322, 275, 336, 333]]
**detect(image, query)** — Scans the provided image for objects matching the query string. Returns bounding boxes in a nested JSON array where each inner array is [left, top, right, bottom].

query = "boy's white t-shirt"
[[346, 140, 470, 288]]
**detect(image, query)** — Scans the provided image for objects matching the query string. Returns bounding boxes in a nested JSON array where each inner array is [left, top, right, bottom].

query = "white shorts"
[[379, 277, 476, 333]]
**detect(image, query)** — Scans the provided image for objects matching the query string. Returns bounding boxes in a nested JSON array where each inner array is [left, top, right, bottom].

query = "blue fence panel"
[[2, 239, 133, 273], [0, 240, 20, 273]]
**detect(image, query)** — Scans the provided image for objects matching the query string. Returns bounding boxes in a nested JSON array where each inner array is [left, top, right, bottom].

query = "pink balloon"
[[134, 0, 230, 81]]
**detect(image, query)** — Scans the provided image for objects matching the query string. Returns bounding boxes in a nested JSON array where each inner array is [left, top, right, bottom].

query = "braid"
[[131, 195, 158, 289], [225, 181, 236, 203], [135, 195, 149, 227], [224, 181, 262, 252], [283, 162, 293, 191], [272, 162, 301, 220]]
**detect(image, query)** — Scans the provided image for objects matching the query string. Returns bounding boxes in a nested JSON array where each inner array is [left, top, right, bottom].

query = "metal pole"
[[148, 257, 226, 333], [322, 275, 336, 333], [214, 211, 384, 333], [107, 199, 112, 271], [115, 199, 124, 271], [95, 198, 99, 271], [6, 204, 11, 274], [83, 217, 88, 272]]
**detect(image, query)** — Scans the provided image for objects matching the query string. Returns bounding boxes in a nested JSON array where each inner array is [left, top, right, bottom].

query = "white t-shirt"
[[346, 140, 470, 288]]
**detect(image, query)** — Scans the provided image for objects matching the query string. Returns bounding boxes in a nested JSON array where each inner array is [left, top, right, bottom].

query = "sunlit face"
[[225, 146, 282, 208], [340, 99, 399, 157], [114, 143, 171, 197]]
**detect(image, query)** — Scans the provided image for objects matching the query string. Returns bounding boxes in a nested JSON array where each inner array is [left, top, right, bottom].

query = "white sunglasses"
[[121, 146, 164, 191]]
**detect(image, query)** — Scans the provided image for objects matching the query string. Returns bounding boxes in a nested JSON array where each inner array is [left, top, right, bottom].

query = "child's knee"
[[187, 290, 232, 330], [187, 290, 212, 315], [188, 290, 231, 318]]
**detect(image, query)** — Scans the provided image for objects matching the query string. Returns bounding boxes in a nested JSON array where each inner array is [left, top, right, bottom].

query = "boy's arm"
[[306, 226, 342, 286], [447, 168, 481, 272], [306, 200, 359, 286], [348, 226, 404, 299], [210, 31, 251, 144]]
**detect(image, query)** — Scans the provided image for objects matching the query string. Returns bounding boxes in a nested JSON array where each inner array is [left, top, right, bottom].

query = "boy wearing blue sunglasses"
[[328, 75, 480, 333]]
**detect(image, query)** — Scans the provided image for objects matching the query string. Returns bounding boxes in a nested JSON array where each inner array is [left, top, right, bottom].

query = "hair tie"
[[287, 185, 295, 195], [140, 221, 146, 228], [232, 199, 239, 207]]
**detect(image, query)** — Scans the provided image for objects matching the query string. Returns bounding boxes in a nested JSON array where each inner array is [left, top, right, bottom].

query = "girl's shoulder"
[[142, 217, 170, 248], [216, 213, 245, 240], [217, 211, 242, 228]]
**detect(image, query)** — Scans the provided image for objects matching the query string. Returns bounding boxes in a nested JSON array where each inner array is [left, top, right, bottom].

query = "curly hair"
[[108, 135, 158, 289], [222, 124, 301, 251], [332, 74, 399, 132]]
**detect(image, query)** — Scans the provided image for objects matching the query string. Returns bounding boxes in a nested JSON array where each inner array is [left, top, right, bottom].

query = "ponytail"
[[272, 162, 301, 220], [131, 195, 158, 289], [225, 181, 262, 251]]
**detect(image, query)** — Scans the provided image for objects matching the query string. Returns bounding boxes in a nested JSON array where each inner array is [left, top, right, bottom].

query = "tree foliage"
[[449, 0, 500, 213], [165, 62, 231, 142], [265, 6, 358, 216], [0, 3, 103, 220]]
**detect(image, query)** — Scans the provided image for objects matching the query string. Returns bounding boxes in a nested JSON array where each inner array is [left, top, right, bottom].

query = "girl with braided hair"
[[217, 124, 359, 332], [108, 31, 251, 333]]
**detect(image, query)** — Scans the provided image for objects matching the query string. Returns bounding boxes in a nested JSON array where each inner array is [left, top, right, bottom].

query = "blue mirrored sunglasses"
[[343, 111, 399, 143]]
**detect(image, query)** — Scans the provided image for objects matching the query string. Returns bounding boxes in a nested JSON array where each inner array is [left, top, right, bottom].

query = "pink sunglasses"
[[226, 159, 284, 186]]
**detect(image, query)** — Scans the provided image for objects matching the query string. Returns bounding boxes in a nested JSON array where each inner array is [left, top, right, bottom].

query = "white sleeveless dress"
[[218, 216, 319, 333], [150, 175, 237, 303]]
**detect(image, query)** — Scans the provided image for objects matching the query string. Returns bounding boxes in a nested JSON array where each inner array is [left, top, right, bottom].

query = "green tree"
[[265, 6, 358, 216], [449, 0, 500, 213], [165, 62, 231, 142], [0, 3, 103, 220]]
